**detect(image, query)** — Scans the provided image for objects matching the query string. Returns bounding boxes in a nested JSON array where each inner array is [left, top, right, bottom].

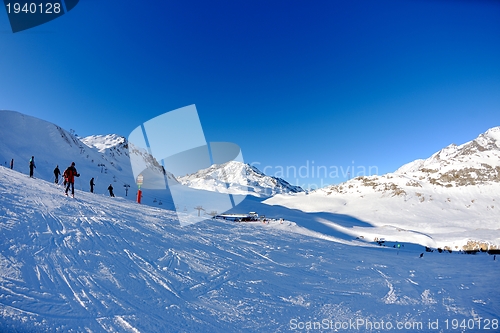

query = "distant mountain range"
[[266, 126, 500, 251], [318, 126, 500, 197], [396, 126, 500, 186]]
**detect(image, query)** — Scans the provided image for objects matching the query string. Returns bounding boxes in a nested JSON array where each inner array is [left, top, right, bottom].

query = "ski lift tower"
[[194, 206, 204, 217]]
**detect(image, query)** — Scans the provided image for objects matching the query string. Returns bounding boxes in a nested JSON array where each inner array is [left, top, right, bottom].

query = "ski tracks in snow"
[[1, 168, 499, 332]]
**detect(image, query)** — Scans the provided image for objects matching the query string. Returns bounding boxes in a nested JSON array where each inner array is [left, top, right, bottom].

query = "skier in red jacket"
[[64, 162, 80, 197]]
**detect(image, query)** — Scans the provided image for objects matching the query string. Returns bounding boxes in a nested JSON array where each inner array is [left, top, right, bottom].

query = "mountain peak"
[[81, 134, 127, 152], [392, 126, 500, 186], [178, 160, 304, 197], [484, 125, 500, 137]]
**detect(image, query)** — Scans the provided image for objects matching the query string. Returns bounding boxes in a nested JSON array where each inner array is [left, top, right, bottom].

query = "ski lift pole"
[[124, 184, 130, 196], [136, 174, 143, 204]]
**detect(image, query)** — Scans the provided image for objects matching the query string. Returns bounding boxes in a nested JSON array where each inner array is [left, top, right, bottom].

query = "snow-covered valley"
[[266, 127, 500, 252]]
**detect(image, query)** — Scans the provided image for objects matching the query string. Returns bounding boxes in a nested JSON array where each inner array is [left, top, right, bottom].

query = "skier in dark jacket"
[[90, 178, 95, 193], [54, 165, 61, 184], [10, 159, 13, 170], [108, 184, 115, 197], [29, 156, 36, 178], [64, 162, 80, 197]]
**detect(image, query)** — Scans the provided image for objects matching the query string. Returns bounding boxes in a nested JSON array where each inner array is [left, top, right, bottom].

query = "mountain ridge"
[[317, 125, 500, 197], [265, 127, 500, 251], [394, 126, 500, 186], [177, 160, 304, 197]]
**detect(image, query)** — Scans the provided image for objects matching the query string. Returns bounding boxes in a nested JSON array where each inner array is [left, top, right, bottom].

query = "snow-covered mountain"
[[177, 160, 304, 197], [266, 127, 500, 251], [0, 110, 175, 207], [0, 110, 301, 205], [0, 110, 133, 185], [1, 110, 500, 331], [80, 134, 179, 187], [395, 126, 500, 186], [81, 135, 305, 198], [81, 134, 128, 153]]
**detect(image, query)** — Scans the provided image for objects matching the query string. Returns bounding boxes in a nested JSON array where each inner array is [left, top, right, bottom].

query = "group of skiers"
[[24, 156, 115, 198]]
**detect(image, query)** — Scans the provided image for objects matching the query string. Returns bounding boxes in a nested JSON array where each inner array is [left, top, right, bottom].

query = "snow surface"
[[1, 166, 499, 332]]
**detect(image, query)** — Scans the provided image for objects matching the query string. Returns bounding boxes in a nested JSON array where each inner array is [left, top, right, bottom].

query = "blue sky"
[[1, 0, 499, 189]]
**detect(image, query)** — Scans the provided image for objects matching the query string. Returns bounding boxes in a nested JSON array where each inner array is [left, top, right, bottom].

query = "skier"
[[54, 165, 61, 184], [108, 184, 115, 197], [10, 158, 13, 170], [63, 162, 80, 197], [90, 178, 95, 193], [29, 156, 36, 178]]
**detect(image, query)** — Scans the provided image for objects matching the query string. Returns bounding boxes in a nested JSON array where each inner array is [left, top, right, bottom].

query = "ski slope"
[[265, 180, 500, 251], [0, 110, 139, 199], [1, 110, 500, 331], [1, 166, 499, 332]]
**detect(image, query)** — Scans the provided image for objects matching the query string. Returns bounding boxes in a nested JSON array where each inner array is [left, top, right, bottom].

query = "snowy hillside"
[[0, 110, 134, 195], [0, 110, 301, 209], [0, 110, 173, 207], [1, 166, 499, 332], [266, 127, 500, 252], [177, 161, 304, 197]]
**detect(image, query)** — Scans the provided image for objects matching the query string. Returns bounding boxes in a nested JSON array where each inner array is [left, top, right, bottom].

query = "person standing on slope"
[[108, 184, 115, 197], [90, 177, 95, 193], [54, 165, 61, 184], [29, 156, 36, 178], [64, 162, 80, 197], [10, 158, 13, 170]]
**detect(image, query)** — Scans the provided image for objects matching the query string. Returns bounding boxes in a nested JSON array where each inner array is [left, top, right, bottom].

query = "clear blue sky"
[[1, 0, 499, 189]]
